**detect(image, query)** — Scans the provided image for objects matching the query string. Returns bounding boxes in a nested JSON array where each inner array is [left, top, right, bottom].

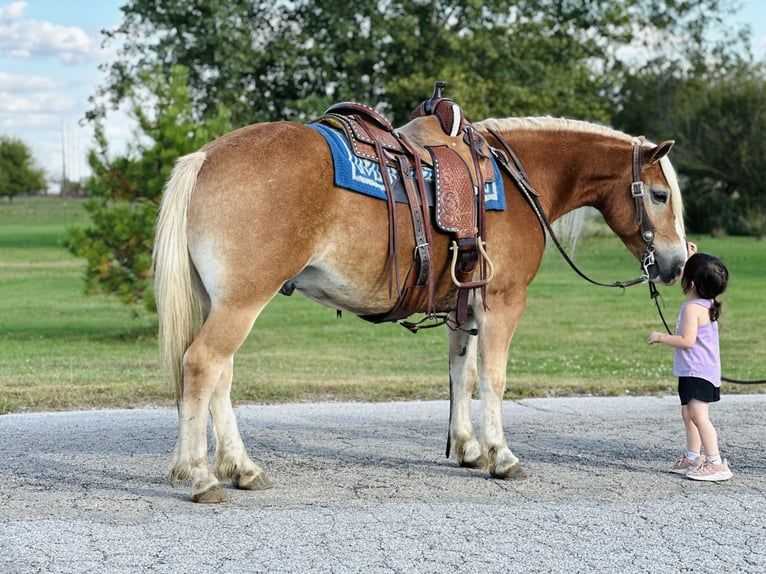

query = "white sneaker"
[[687, 458, 733, 482]]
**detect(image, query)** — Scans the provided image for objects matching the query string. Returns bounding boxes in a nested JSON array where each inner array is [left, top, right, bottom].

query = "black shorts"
[[678, 376, 720, 405]]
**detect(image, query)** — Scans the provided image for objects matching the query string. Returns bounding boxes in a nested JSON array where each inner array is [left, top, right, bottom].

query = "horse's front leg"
[[476, 303, 528, 479], [210, 357, 272, 492], [447, 308, 485, 468]]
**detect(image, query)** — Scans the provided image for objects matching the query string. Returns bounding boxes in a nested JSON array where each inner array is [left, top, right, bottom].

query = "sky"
[[1, 1, 765, 191]]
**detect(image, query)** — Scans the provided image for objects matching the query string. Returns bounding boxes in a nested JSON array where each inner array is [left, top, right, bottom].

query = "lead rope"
[[651, 282, 766, 385]]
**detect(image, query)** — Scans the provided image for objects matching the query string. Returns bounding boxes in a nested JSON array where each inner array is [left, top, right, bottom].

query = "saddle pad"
[[309, 123, 505, 211]]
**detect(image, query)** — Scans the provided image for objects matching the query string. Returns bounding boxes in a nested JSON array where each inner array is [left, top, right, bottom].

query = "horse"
[[153, 114, 687, 503]]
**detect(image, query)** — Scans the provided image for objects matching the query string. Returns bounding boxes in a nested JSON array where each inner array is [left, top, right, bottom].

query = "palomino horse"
[[153, 115, 687, 502]]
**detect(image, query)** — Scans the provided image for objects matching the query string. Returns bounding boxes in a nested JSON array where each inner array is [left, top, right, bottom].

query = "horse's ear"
[[646, 140, 675, 164]]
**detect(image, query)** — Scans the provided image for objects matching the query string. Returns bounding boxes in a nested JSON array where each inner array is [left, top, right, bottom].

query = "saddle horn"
[[426, 80, 448, 114]]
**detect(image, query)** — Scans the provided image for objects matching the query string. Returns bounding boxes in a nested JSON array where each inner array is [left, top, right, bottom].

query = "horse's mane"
[[475, 116, 685, 247], [474, 116, 634, 142], [659, 156, 684, 235]]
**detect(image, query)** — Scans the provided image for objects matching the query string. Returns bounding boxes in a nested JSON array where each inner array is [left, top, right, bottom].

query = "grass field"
[[1, 196, 764, 413]]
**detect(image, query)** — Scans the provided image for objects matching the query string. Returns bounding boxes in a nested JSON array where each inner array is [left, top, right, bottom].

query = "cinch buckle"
[[631, 181, 645, 197]]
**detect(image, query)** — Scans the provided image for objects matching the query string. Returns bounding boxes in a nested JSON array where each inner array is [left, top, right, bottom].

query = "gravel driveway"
[[1, 395, 764, 573]]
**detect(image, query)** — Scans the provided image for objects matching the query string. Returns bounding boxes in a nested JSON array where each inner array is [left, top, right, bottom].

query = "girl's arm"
[[648, 303, 706, 349]]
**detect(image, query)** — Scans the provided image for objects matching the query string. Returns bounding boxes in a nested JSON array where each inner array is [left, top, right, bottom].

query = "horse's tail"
[[153, 151, 207, 404]]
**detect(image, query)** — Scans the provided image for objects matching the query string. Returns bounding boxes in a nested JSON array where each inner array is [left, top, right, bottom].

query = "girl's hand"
[[647, 331, 664, 345], [686, 242, 697, 258]]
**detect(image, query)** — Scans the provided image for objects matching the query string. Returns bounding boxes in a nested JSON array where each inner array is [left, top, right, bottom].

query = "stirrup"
[[449, 236, 495, 289]]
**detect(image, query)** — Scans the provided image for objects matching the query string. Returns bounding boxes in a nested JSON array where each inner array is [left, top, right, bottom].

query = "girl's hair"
[[681, 253, 729, 321]]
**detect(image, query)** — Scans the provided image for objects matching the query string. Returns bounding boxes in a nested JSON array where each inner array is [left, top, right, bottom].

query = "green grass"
[[1, 196, 764, 413]]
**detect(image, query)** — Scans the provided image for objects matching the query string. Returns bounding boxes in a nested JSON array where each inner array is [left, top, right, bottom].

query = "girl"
[[648, 250, 732, 481]]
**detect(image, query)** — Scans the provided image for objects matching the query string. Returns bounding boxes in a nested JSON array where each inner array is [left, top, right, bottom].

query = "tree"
[[675, 65, 766, 237], [68, 66, 231, 308], [90, 0, 280, 127], [0, 136, 46, 200], [93, 0, 741, 127], [615, 57, 766, 236]]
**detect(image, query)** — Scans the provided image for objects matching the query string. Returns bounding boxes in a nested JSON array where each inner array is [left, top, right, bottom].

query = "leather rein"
[[489, 128, 765, 386]]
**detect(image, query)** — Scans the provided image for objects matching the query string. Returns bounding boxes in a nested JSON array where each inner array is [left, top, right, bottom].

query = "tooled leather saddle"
[[313, 81, 495, 327]]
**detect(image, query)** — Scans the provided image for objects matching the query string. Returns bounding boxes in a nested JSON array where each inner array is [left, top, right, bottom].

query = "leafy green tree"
[[615, 57, 766, 237], [0, 136, 46, 200], [675, 65, 766, 237], [90, 0, 280, 126], [94, 0, 740, 127], [69, 66, 231, 308]]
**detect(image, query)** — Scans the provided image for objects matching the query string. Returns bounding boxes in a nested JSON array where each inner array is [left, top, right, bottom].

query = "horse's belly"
[[290, 264, 393, 315]]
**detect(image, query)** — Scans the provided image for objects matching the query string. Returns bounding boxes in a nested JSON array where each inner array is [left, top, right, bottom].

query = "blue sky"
[[1, 0, 765, 189]]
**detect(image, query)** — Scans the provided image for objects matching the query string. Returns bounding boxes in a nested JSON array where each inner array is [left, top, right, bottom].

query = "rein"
[[487, 128, 653, 289], [489, 128, 765, 387]]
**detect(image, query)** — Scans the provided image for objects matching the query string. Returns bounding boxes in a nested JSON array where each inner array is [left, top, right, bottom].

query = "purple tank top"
[[673, 299, 721, 387]]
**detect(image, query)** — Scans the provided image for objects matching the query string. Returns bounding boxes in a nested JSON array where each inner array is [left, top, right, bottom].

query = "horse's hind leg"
[[447, 308, 485, 468], [210, 356, 271, 491], [172, 303, 264, 503]]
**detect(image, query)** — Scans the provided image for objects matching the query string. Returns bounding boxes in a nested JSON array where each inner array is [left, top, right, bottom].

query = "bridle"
[[631, 138, 661, 283], [487, 128, 657, 289]]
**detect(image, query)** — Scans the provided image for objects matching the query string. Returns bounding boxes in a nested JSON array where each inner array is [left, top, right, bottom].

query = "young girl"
[[648, 250, 732, 481]]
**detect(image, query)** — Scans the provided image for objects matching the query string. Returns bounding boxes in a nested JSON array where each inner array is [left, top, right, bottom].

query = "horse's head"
[[606, 139, 687, 285]]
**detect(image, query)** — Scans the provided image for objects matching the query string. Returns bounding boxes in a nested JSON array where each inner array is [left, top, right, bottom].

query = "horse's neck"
[[516, 129, 626, 222]]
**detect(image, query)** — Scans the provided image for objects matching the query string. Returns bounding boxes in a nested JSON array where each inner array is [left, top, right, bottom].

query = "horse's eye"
[[651, 189, 669, 204]]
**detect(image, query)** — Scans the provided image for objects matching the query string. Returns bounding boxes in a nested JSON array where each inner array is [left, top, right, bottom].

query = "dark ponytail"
[[710, 299, 722, 322]]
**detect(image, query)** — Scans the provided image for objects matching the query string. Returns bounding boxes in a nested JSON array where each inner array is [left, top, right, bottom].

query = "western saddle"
[[313, 81, 496, 328]]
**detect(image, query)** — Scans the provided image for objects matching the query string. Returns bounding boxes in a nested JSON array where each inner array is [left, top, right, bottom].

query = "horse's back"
[[197, 121, 336, 202], [190, 120, 343, 229]]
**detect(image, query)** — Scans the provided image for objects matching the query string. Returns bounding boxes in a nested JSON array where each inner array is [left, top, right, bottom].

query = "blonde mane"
[[475, 116, 634, 143], [659, 155, 685, 235]]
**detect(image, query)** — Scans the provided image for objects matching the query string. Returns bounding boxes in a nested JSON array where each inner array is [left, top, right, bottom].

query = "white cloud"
[[0, 2, 100, 65], [0, 90, 75, 113], [0, 71, 58, 91], [0, 2, 127, 180], [0, 1, 27, 22]]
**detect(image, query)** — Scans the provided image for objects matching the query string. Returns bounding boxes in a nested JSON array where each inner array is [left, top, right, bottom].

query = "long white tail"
[[153, 152, 207, 403]]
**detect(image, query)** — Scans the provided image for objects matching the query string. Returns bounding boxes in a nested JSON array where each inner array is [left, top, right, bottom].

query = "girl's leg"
[[681, 404, 702, 455], [686, 399, 720, 457]]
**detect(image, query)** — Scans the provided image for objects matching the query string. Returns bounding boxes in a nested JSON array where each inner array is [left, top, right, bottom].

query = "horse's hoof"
[[456, 439, 485, 468], [191, 484, 229, 504], [459, 450, 487, 469], [236, 470, 272, 491], [491, 461, 528, 480]]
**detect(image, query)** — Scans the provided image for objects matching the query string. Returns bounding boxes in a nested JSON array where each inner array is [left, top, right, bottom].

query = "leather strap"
[[397, 154, 431, 287], [355, 120, 400, 296]]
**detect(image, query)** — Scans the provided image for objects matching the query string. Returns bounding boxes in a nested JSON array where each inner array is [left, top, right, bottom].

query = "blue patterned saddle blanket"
[[309, 123, 506, 211]]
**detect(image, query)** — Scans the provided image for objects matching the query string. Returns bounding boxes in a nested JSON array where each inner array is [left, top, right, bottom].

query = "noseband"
[[488, 129, 653, 289]]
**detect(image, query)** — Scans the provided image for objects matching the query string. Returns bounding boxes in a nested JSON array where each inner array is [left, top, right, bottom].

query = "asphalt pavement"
[[1, 395, 764, 573]]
